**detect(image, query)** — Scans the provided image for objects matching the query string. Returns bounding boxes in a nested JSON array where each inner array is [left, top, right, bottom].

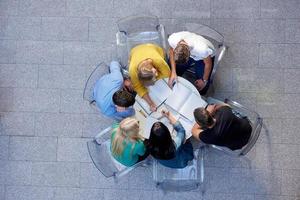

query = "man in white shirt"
[[168, 31, 215, 95]]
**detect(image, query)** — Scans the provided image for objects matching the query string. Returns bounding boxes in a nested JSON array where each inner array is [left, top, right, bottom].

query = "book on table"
[[165, 81, 208, 122], [135, 79, 172, 115]]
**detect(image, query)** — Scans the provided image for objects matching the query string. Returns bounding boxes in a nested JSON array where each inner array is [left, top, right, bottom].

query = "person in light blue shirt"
[[93, 61, 136, 121]]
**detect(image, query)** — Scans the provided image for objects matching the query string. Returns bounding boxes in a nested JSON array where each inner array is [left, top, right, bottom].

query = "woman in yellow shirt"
[[128, 43, 171, 111]]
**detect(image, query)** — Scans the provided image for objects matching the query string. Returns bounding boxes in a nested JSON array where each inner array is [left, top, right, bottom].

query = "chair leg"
[[200, 146, 205, 195]]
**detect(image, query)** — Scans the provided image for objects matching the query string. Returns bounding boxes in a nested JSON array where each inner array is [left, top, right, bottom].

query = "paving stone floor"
[[0, 0, 300, 199]]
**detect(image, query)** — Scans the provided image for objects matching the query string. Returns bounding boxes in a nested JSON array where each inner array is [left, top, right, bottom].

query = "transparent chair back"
[[206, 97, 263, 156], [83, 62, 108, 108], [116, 15, 167, 69], [87, 127, 148, 180], [165, 22, 227, 85], [153, 149, 203, 191]]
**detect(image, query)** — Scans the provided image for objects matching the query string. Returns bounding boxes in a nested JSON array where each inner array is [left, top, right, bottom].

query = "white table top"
[[134, 76, 205, 140]]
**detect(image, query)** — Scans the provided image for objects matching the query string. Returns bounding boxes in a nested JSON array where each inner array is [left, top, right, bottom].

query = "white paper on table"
[[148, 79, 172, 103], [180, 92, 208, 121], [135, 79, 172, 115], [178, 117, 194, 139], [165, 82, 191, 111]]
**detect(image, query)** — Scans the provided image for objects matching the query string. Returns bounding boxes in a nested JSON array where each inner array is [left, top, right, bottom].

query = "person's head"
[[111, 117, 141, 156], [146, 122, 176, 160], [112, 90, 135, 110], [123, 77, 133, 92], [193, 107, 215, 130], [137, 59, 158, 86], [174, 42, 190, 65]]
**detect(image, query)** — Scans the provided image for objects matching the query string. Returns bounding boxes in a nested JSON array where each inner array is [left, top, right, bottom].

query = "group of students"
[[92, 31, 252, 168]]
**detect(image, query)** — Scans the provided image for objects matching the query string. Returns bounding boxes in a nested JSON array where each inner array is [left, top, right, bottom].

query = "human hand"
[[161, 109, 170, 118], [194, 79, 206, 91], [168, 72, 177, 88], [150, 103, 157, 112]]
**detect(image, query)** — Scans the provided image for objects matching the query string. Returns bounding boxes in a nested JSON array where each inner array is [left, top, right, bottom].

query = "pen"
[[139, 110, 147, 118]]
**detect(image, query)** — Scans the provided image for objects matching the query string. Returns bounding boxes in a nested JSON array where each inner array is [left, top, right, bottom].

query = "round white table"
[[134, 76, 206, 139]]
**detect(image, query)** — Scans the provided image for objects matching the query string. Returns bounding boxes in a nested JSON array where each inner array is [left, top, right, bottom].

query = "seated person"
[[168, 31, 215, 95], [192, 104, 252, 150], [93, 61, 135, 121], [111, 117, 148, 167], [128, 43, 171, 112], [144, 110, 194, 168]]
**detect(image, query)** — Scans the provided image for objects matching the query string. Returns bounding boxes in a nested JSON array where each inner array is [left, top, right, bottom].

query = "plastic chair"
[[165, 22, 227, 90], [87, 126, 149, 180], [205, 97, 263, 156], [115, 15, 167, 69], [152, 149, 204, 193], [83, 62, 109, 109], [197, 97, 263, 193]]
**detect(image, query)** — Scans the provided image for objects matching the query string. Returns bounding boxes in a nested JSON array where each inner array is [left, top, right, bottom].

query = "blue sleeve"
[[109, 61, 123, 83], [113, 107, 135, 121], [173, 121, 186, 150]]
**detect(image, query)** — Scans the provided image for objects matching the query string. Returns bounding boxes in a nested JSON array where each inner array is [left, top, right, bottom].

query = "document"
[[135, 79, 172, 115], [165, 82, 207, 122]]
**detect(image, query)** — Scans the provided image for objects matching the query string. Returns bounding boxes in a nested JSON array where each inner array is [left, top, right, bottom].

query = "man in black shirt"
[[191, 104, 252, 150]]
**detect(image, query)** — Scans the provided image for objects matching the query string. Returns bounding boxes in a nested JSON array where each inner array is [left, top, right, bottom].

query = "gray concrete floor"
[[0, 0, 300, 200]]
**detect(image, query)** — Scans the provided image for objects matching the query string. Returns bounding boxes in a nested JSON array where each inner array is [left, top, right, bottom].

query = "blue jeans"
[[174, 57, 215, 95]]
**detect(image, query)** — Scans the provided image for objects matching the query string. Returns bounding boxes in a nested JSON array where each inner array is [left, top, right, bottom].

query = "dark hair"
[[145, 122, 176, 160], [193, 107, 215, 130], [112, 90, 135, 107], [174, 44, 190, 64]]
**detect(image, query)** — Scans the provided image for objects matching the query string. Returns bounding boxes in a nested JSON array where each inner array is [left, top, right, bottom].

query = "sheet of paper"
[[144, 116, 157, 139], [133, 103, 148, 137], [165, 82, 191, 111], [136, 79, 171, 115], [148, 79, 172, 103], [178, 117, 194, 139], [180, 92, 208, 121]]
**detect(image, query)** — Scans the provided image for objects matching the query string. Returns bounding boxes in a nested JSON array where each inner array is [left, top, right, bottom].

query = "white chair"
[[152, 149, 205, 193], [115, 15, 167, 69], [87, 126, 149, 181]]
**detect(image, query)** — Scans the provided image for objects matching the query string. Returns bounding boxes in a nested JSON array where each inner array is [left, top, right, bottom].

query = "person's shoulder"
[[168, 31, 189, 46]]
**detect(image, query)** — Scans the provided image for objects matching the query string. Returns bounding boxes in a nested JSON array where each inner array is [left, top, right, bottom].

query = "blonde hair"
[[137, 60, 156, 86], [111, 118, 142, 156]]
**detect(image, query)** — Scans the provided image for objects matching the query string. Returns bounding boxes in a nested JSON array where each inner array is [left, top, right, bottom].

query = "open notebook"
[[165, 82, 208, 122], [135, 79, 172, 115]]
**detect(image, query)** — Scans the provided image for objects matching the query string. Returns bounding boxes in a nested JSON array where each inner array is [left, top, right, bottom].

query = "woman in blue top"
[[144, 110, 194, 168]]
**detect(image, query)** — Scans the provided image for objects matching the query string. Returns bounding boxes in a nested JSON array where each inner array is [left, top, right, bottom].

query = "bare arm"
[[203, 56, 213, 81], [142, 93, 157, 112], [191, 123, 202, 141], [167, 48, 178, 87], [162, 109, 177, 125]]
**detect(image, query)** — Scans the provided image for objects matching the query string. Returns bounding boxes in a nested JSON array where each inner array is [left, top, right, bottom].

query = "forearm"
[[203, 56, 212, 81], [169, 48, 177, 75], [173, 121, 185, 149], [142, 93, 155, 106]]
